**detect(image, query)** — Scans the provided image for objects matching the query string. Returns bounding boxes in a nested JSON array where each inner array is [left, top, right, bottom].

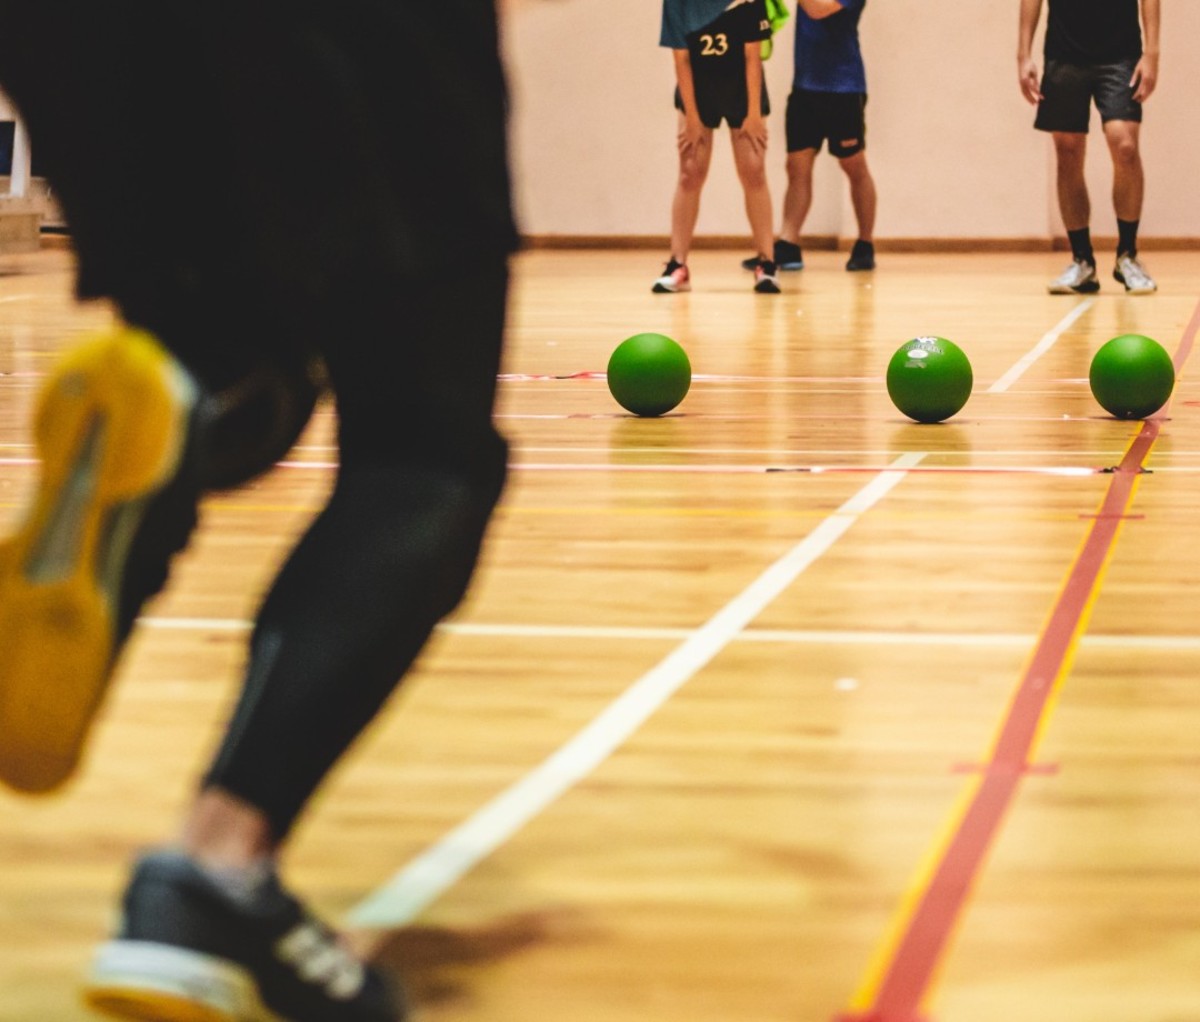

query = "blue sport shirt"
[[793, 0, 867, 93]]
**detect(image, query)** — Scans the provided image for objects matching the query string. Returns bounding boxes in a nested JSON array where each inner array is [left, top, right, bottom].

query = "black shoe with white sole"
[[85, 851, 406, 1022]]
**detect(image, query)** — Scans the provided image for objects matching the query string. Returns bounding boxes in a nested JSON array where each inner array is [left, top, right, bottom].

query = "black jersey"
[[664, 0, 772, 83], [1045, 0, 1143, 64]]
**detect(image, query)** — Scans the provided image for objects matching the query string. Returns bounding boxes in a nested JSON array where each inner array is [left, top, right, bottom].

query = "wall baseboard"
[[521, 235, 1200, 253]]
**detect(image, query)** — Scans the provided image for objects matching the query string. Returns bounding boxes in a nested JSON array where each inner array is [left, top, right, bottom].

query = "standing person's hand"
[[1018, 57, 1043, 104], [741, 112, 768, 155], [678, 114, 707, 154], [1131, 52, 1158, 102]]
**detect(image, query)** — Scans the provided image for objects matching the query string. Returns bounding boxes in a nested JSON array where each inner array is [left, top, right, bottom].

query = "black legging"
[[203, 267, 510, 838]]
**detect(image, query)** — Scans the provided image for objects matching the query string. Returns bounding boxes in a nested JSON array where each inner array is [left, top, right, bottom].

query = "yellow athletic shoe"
[[0, 328, 199, 794]]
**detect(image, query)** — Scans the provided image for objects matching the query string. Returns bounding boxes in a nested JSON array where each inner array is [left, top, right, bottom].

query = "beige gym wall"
[[502, 0, 1198, 247]]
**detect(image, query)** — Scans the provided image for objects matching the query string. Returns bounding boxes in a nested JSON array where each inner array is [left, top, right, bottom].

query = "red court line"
[[496, 372, 879, 383], [0, 456, 1103, 478], [839, 302, 1200, 1022], [264, 459, 1102, 478]]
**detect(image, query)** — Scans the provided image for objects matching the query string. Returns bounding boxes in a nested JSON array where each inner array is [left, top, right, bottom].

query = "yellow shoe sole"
[[86, 988, 240, 1022], [0, 328, 195, 794]]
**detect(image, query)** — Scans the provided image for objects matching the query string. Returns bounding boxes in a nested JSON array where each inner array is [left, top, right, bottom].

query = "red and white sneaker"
[[754, 259, 781, 294], [652, 259, 691, 293]]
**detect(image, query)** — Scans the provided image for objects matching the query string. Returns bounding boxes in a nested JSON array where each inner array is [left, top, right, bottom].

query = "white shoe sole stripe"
[[86, 940, 278, 1022]]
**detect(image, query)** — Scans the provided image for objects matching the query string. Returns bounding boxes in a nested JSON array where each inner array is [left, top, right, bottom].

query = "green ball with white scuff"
[[886, 336, 973, 423]]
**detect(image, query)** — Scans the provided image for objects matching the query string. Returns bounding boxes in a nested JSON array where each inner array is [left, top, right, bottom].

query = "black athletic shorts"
[[785, 89, 867, 157], [674, 80, 770, 130], [1035, 57, 1142, 132]]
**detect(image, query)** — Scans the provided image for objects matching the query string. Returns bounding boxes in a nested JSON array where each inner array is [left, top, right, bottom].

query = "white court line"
[[141, 617, 253, 632], [987, 298, 1096, 394], [138, 616, 1200, 652], [509, 445, 1122, 458], [345, 451, 925, 927]]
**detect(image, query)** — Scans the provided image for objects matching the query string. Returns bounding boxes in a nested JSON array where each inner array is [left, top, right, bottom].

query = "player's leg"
[[668, 110, 715, 268], [839, 152, 877, 270], [1048, 130, 1098, 292], [1104, 120, 1144, 230], [656, 102, 715, 293], [731, 126, 778, 292], [827, 93, 876, 271], [1052, 131, 1091, 240], [198, 264, 508, 842], [780, 148, 817, 258], [87, 266, 509, 1022], [1103, 120, 1155, 293], [727, 75, 778, 293], [1096, 57, 1155, 293], [772, 88, 826, 271], [1035, 60, 1099, 294]]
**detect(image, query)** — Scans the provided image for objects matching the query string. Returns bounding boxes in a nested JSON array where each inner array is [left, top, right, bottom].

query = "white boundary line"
[[137, 617, 1200, 652], [987, 298, 1096, 394], [344, 452, 925, 926]]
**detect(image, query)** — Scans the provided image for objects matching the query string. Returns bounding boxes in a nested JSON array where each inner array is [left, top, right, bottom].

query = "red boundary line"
[[839, 302, 1200, 1022], [264, 461, 1100, 478]]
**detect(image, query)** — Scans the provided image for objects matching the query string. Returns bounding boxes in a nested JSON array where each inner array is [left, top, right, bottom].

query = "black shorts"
[[785, 89, 867, 157], [1035, 58, 1142, 132], [675, 79, 770, 130]]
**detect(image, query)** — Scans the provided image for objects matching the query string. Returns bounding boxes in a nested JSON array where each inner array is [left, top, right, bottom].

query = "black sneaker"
[[0, 329, 203, 794], [845, 240, 875, 271], [741, 240, 804, 271], [773, 239, 804, 270], [85, 850, 407, 1022]]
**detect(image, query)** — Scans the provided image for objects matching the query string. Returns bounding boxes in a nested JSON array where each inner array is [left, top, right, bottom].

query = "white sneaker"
[[652, 260, 690, 293], [1048, 259, 1100, 295], [1114, 252, 1157, 294]]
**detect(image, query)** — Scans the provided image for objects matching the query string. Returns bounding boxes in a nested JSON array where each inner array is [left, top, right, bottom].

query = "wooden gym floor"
[[1, 245, 1199, 1022]]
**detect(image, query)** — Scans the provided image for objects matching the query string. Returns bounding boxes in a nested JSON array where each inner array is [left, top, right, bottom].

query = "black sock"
[[1117, 219, 1139, 257], [1067, 227, 1094, 265]]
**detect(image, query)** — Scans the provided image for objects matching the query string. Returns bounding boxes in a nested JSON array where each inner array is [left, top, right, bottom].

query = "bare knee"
[[737, 161, 768, 190], [1108, 134, 1140, 166], [838, 152, 872, 183], [677, 155, 709, 193], [1053, 132, 1087, 167]]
